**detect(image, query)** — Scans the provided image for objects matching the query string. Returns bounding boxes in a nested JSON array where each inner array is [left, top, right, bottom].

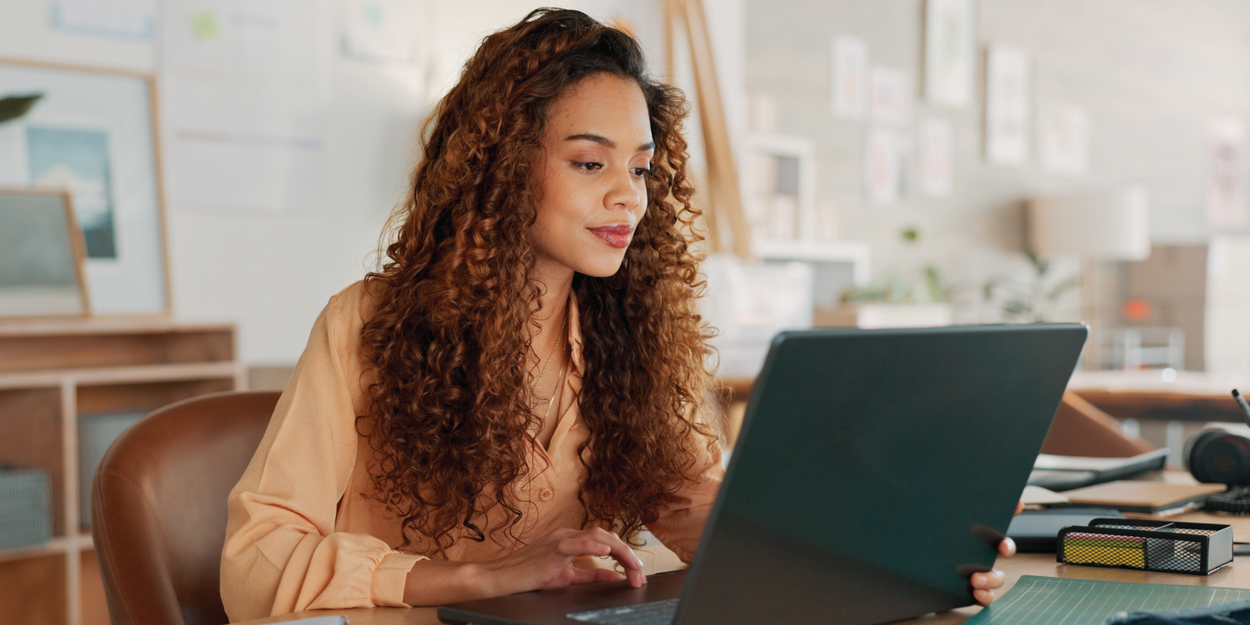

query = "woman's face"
[[532, 73, 654, 279]]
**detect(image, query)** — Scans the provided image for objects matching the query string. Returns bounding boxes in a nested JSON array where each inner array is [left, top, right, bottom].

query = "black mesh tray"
[[1057, 518, 1233, 575]]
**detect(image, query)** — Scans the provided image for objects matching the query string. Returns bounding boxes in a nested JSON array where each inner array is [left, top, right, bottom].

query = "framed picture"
[[743, 134, 817, 243], [0, 58, 169, 316], [1039, 103, 1090, 176], [984, 45, 1031, 165], [870, 67, 912, 125], [924, 0, 977, 108], [0, 188, 90, 318], [831, 35, 868, 120]]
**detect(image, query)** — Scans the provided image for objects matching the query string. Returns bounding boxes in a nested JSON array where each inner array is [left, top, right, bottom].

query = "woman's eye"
[[631, 166, 652, 177], [573, 161, 603, 171]]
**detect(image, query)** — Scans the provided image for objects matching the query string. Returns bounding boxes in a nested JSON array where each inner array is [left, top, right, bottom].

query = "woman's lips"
[[588, 224, 634, 248]]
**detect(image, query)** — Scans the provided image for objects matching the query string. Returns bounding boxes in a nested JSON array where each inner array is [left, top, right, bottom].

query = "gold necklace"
[[531, 310, 568, 405], [544, 361, 568, 422]]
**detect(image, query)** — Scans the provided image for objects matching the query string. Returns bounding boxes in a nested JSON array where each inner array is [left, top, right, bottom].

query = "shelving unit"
[[0, 320, 242, 625]]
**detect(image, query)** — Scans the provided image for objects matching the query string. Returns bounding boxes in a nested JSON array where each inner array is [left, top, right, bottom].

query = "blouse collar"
[[566, 291, 585, 377]]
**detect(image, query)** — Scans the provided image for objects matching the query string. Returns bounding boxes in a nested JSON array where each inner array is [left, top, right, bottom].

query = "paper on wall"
[[864, 127, 901, 205], [1207, 117, 1248, 228], [52, 0, 156, 40], [918, 118, 952, 197], [831, 36, 868, 120], [160, 0, 332, 214], [985, 45, 1031, 165], [870, 66, 912, 125], [1039, 103, 1089, 175], [923, 0, 976, 108], [339, 0, 417, 64]]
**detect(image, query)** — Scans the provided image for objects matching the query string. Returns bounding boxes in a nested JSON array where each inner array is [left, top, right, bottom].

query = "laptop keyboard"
[[566, 598, 679, 625]]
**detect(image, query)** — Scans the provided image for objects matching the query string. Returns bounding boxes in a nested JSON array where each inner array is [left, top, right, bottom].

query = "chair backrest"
[[92, 390, 280, 625]]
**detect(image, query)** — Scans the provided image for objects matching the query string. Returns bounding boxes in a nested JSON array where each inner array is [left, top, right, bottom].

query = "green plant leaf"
[[1023, 248, 1050, 276], [0, 94, 42, 125]]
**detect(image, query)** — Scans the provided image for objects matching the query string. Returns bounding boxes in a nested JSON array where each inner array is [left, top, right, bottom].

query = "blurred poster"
[[26, 126, 117, 258], [1039, 104, 1088, 175], [864, 128, 901, 205], [918, 118, 952, 197], [340, 0, 416, 64], [831, 36, 868, 120], [1208, 117, 1248, 228], [52, 0, 155, 40], [924, 0, 976, 108], [160, 0, 331, 213], [984, 45, 1030, 165], [699, 255, 814, 379], [870, 67, 911, 125]]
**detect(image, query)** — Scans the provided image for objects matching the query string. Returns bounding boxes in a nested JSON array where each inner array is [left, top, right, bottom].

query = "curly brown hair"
[[359, 7, 719, 557]]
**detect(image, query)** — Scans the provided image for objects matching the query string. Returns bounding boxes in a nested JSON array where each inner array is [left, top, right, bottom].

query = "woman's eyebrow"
[[564, 133, 655, 152]]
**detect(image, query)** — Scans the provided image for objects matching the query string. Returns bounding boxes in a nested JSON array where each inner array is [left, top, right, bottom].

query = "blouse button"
[[538, 488, 554, 501]]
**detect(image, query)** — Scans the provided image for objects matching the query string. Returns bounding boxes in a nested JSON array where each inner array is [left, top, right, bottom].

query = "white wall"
[[0, 0, 541, 365], [0, 0, 746, 366]]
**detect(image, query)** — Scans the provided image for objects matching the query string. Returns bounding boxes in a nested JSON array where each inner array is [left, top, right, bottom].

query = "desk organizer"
[[1057, 518, 1233, 575]]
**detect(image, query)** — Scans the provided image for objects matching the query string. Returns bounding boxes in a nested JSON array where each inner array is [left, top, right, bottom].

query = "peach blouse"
[[220, 282, 722, 622]]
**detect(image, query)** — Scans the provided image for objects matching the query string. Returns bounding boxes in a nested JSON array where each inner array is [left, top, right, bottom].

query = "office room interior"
[[5, 0, 1250, 624]]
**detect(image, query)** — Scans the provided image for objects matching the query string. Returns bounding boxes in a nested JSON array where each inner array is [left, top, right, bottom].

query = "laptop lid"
[[439, 323, 1087, 625], [673, 323, 1087, 624]]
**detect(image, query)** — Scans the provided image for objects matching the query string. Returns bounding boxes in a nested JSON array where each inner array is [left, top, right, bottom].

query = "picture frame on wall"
[[923, 0, 977, 108], [985, 45, 1032, 165], [0, 58, 170, 316], [0, 188, 90, 318], [743, 134, 817, 243]]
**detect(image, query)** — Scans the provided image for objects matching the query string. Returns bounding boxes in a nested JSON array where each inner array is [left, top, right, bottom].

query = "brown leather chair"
[[92, 390, 280, 625]]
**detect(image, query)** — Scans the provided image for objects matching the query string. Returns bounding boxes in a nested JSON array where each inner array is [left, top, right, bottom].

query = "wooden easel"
[[663, 0, 752, 259]]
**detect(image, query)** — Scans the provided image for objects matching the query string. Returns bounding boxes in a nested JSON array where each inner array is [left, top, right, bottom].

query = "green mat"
[[966, 576, 1250, 625]]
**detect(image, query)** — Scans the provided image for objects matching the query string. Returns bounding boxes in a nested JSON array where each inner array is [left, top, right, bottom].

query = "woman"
[[220, 9, 1010, 620]]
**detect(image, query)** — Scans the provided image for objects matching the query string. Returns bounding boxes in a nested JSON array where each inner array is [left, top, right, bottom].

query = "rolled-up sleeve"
[[647, 441, 724, 563], [221, 288, 423, 621]]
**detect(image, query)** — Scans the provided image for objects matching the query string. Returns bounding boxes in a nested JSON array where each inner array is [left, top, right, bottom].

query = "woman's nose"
[[605, 167, 642, 211]]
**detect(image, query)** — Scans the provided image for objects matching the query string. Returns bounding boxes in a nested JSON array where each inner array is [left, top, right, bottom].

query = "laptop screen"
[[678, 324, 1087, 625]]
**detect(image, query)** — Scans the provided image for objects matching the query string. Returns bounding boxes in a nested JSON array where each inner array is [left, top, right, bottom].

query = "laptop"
[[439, 323, 1088, 625]]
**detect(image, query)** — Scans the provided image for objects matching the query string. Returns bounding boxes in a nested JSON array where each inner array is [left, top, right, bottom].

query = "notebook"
[[1061, 481, 1226, 514]]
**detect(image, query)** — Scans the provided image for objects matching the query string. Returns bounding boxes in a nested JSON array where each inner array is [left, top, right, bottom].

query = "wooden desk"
[[234, 508, 1250, 625]]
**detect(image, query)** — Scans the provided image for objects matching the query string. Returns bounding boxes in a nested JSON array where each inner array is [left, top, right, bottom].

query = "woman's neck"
[[529, 257, 574, 373], [531, 257, 574, 330]]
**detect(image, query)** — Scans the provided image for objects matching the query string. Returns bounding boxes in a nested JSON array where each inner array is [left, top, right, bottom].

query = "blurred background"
[[3, 0, 1250, 623]]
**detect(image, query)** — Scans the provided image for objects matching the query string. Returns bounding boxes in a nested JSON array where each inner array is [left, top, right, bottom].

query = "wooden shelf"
[[0, 535, 92, 564], [0, 362, 243, 390], [0, 321, 240, 625]]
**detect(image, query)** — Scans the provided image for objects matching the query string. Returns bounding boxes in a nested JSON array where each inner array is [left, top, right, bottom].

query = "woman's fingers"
[[974, 588, 996, 605], [553, 530, 645, 587], [971, 569, 1006, 589], [558, 538, 612, 558], [593, 530, 646, 587], [998, 536, 1017, 557], [593, 568, 626, 583]]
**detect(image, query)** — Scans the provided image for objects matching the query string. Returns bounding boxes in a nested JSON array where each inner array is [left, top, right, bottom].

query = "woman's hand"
[[970, 537, 1015, 605], [403, 527, 644, 606], [481, 527, 645, 595], [970, 500, 1024, 605]]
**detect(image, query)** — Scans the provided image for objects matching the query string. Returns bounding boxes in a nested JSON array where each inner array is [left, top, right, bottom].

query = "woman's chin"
[[576, 257, 627, 279]]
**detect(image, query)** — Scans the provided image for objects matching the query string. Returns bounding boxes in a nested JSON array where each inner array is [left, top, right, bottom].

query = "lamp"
[[1027, 187, 1151, 261], [1026, 187, 1152, 370]]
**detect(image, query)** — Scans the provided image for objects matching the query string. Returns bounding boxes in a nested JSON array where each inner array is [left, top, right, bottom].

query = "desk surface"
[[234, 506, 1250, 625]]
